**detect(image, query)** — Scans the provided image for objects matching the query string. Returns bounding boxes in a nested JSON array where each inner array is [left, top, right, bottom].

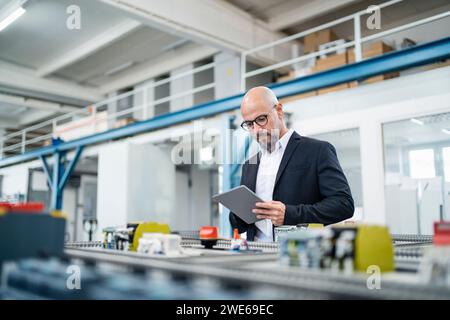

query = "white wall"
[[0, 163, 30, 199], [175, 166, 212, 230], [127, 143, 176, 225], [96, 141, 176, 239]]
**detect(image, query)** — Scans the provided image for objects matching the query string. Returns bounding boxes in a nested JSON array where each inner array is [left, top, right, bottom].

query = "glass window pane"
[[408, 149, 435, 179], [383, 112, 450, 235], [311, 128, 362, 220]]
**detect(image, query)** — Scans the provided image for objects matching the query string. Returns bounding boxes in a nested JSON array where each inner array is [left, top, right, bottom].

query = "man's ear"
[[276, 103, 284, 119]]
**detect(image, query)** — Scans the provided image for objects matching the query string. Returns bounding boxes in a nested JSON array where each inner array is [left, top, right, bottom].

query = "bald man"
[[229, 86, 354, 242]]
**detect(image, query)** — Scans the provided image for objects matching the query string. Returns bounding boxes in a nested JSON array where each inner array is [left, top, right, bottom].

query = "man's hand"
[[253, 201, 286, 226]]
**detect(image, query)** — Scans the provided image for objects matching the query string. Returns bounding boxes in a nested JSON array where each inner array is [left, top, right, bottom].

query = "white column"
[[360, 119, 386, 225], [96, 142, 129, 240], [127, 143, 176, 226], [170, 64, 194, 112], [214, 52, 241, 99], [0, 128, 5, 159], [96, 141, 177, 239], [134, 80, 155, 121], [107, 91, 118, 129]]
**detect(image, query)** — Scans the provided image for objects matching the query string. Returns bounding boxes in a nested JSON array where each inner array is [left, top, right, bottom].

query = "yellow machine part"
[[307, 224, 324, 229], [130, 222, 171, 251], [50, 210, 67, 219], [354, 225, 394, 272]]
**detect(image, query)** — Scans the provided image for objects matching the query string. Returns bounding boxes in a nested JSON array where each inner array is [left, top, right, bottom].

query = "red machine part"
[[433, 221, 450, 246], [0, 202, 45, 213], [199, 226, 219, 240], [233, 228, 240, 240]]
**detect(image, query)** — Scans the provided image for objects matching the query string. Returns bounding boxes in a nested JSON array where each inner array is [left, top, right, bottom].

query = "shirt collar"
[[276, 128, 294, 151], [260, 129, 294, 155]]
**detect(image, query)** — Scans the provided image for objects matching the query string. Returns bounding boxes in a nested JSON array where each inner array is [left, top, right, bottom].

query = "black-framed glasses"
[[240, 106, 276, 131]]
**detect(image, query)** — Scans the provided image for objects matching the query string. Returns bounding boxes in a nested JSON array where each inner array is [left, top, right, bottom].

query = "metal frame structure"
[[39, 146, 84, 210], [0, 37, 450, 211]]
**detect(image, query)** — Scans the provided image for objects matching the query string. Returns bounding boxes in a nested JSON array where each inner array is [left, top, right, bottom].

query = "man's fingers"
[[255, 202, 276, 209], [253, 208, 277, 215]]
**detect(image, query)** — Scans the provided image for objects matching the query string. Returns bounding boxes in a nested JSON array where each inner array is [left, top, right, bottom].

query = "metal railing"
[[240, 0, 450, 90], [1, 0, 449, 160], [0, 61, 218, 158]]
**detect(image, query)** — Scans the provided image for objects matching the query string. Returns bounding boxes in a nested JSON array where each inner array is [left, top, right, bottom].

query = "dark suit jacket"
[[229, 131, 354, 241]]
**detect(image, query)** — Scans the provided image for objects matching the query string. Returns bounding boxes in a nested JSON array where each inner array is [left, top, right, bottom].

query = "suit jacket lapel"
[[274, 132, 301, 187], [245, 152, 260, 192]]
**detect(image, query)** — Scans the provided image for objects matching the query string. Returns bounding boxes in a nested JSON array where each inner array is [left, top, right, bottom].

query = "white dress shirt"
[[254, 129, 294, 242]]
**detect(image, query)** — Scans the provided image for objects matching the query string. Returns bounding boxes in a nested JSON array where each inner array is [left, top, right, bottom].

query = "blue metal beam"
[[50, 152, 64, 210], [39, 155, 53, 189], [58, 146, 83, 193], [1, 37, 449, 169]]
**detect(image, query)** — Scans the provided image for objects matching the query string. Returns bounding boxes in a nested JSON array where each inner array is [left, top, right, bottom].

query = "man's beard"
[[256, 129, 280, 153]]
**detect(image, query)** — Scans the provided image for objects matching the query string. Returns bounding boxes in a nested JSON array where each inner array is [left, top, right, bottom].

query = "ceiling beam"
[[268, 0, 359, 31], [0, 60, 103, 103], [0, 117, 18, 129], [36, 20, 142, 77], [0, 93, 79, 113], [98, 0, 290, 60], [99, 43, 218, 94], [18, 109, 55, 126]]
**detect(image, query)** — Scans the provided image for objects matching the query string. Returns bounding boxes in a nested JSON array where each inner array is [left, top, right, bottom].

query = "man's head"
[[240, 86, 287, 151]]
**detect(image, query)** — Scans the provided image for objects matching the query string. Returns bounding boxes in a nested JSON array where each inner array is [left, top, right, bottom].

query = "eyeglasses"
[[240, 106, 276, 131]]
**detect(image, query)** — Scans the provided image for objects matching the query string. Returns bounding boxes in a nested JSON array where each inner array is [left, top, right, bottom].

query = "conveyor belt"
[[63, 247, 450, 299], [391, 234, 433, 243], [65, 233, 436, 275]]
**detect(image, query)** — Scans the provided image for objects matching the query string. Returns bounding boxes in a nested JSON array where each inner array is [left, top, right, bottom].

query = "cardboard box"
[[313, 52, 349, 72], [362, 72, 399, 84], [303, 29, 339, 53], [348, 41, 394, 62], [279, 91, 317, 104], [277, 71, 296, 83], [113, 117, 135, 128], [317, 83, 350, 95], [421, 59, 450, 71]]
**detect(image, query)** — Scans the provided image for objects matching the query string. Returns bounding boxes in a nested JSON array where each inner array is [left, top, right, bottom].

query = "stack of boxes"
[[311, 51, 358, 95], [278, 28, 399, 103]]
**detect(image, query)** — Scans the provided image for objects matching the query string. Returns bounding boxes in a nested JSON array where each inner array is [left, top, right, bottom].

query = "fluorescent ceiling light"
[[410, 118, 424, 126], [161, 39, 189, 52], [104, 61, 134, 76], [442, 129, 450, 135], [0, 6, 25, 32]]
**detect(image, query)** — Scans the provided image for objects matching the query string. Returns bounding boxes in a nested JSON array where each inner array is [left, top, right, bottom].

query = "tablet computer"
[[212, 185, 263, 224]]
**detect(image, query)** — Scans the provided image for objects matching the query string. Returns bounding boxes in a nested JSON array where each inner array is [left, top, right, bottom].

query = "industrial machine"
[[1, 214, 450, 300]]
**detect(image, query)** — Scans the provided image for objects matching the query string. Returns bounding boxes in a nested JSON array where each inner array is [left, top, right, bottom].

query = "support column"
[[134, 79, 155, 121], [214, 52, 241, 99], [219, 115, 234, 238], [0, 128, 5, 159], [360, 120, 386, 224], [107, 91, 118, 129], [40, 147, 84, 211], [170, 64, 194, 112]]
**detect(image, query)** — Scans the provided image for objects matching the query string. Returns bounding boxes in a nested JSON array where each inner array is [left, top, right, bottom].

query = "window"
[[408, 149, 435, 179], [311, 128, 363, 219], [383, 112, 450, 235]]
